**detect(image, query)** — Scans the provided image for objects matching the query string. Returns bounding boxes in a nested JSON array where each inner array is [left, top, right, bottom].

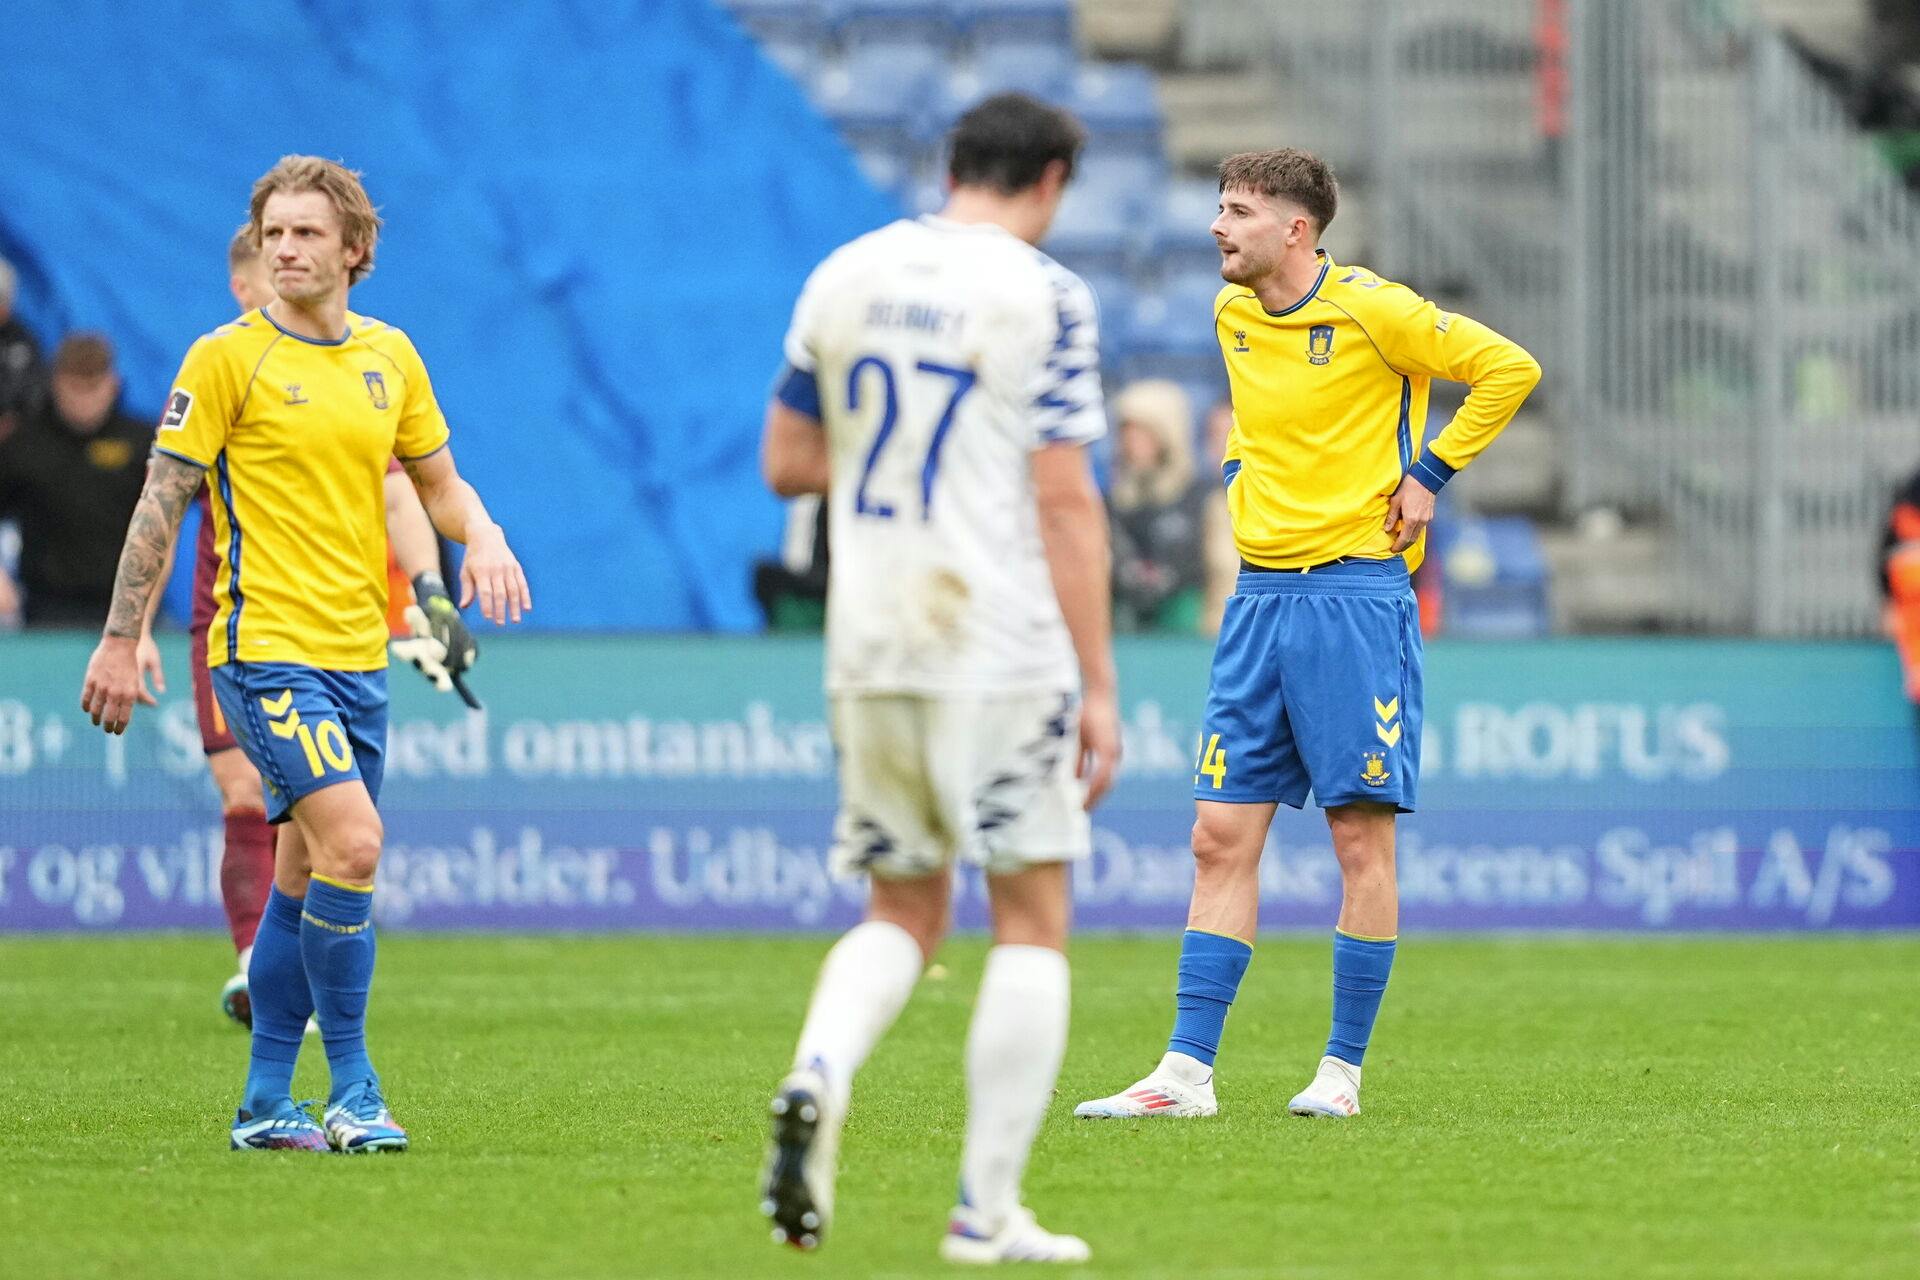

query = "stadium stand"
[[720, 0, 1556, 634], [721, 0, 1234, 472]]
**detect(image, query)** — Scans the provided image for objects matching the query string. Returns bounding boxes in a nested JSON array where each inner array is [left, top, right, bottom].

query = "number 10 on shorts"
[[1195, 733, 1228, 789], [262, 690, 352, 778]]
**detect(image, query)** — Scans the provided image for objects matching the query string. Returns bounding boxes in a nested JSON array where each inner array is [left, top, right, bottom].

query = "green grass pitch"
[[3, 933, 1917, 1278]]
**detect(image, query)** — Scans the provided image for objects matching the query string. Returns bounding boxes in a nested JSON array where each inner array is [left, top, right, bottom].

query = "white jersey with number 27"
[[782, 215, 1106, 696]]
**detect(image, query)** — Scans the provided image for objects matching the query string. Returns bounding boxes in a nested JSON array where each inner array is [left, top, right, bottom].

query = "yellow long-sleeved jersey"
[[1216, 250, 1541, 571]]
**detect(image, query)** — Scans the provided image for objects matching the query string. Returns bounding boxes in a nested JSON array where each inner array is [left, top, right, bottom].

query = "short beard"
[[1219, 244, 1278, 287]]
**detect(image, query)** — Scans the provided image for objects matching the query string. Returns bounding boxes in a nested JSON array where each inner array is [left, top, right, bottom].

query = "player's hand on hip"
[[1077, 688, 1123, 811], [134, 627, 166, 706], [1386, 473, 1437, 554], [460, 524, 532, 625], [80, 635, 143, 734]]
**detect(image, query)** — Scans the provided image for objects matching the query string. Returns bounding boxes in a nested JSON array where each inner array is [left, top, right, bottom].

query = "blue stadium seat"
[[1138, 178, 1224, 284], [851, 138, 925, 200], [758, 34, 831, 87], [1120, 272, 1229, 386], [1042, 184, 1135, 275], [723, 0, 831, 44], [814, 44, 947, 144], [956, 0, 1075, 47], [834, 0, 961, 51], [948, 40, 1082, 106], [1124, 275, 1225, 358], [1059, 268, 1133, 348], [1070, 62, 1162, 151], [1431, 515, 1551, 638], [1071, 148, 1166, 221]]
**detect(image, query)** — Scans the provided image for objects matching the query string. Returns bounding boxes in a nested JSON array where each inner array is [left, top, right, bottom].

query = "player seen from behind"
[[757, 93, 1119, 1265], [1076, 148, 1540, 1123], [81, 155, 529, 1153]]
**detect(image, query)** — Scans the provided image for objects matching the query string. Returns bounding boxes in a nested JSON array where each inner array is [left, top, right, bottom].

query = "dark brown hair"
[[948, 93, 1086, 195], [1218, 148, 1339, 233], [53, 332, 115, 379]]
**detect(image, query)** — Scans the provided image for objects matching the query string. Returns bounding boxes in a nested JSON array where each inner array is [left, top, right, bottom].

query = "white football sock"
[[960, 944, 1071, 1228], [237, 944, 253, 975], [791, 920, 923, 1109]]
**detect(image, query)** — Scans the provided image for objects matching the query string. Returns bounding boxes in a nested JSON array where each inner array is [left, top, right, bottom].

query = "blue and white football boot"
[[323, 1077, 409, 1153], [230, 1098, 330, 1152]]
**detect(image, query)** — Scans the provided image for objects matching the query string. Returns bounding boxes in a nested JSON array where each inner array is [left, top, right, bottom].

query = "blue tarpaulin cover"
[[0, 0, 895, 630]]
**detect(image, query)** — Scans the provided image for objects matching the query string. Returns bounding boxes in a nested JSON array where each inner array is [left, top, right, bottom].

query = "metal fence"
[[1181, 0, 1920, 635]]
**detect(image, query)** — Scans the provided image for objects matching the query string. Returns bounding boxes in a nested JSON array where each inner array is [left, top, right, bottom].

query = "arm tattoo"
[[103, 453, 204, 638]]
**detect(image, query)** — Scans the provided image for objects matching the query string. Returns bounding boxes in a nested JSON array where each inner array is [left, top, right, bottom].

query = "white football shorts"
[[827, 690, 1092, 879]]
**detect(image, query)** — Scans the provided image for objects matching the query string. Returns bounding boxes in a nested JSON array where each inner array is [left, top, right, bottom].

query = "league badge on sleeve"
[[159, 388, 193, 432]]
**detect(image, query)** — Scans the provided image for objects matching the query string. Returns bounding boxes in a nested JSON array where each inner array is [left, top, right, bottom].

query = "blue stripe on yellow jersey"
[[153, 309, 450, 669], [1215, 250, 1540, 571]]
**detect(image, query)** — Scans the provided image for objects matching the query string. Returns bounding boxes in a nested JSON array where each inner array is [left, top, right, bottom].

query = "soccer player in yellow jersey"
[[81, 155, 531, 1153], [137, 226, 472, 1033], [1077, 149, 1539, 1122]]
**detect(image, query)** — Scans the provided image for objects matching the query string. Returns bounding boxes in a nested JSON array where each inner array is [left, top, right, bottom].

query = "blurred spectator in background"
[[0, 255, 46, 425], [1878, 461, 1920, 705], [1199, 398, 1238, 635], [1109, 379, 1208, 633], [0, 332, 150, 627]]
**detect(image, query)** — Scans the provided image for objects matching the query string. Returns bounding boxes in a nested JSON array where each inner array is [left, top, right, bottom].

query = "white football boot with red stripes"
[[1072, 1053, 1217, 1118], [1287, 1055, 1362, 1117]]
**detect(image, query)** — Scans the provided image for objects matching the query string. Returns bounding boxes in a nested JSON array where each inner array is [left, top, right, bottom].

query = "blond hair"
[[247, 155, 382, 285], [227, 224, 259, 271]]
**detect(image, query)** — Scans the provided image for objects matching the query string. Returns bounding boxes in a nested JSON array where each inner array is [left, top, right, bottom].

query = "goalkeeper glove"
[[393, 571, 482, 708]]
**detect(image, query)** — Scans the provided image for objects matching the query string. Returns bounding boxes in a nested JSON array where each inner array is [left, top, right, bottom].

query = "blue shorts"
[[210, 662, 389, 823], [1193, 559, 1423, 811]]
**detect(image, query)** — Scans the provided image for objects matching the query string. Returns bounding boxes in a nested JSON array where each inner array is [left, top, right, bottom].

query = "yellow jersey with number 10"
[[1215, 250, 1540, 572], [153, 308, 451, 670]]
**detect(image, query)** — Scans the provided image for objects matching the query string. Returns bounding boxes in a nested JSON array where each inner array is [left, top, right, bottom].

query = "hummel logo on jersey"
[[1232, 330, 1249, 353], [284, 384, 309, 405]]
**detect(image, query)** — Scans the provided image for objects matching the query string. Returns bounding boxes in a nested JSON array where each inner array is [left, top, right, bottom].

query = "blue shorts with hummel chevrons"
[[211, 662, 389, 823], [1192, 558, 1422, 812]]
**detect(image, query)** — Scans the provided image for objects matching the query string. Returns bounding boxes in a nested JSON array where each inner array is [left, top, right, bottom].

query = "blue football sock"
[[1326, 930, 1397, 1066], [242, 886, 314, 1115], [300, 875, 378, 1102], [1165, 929, 1253, 1067]]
